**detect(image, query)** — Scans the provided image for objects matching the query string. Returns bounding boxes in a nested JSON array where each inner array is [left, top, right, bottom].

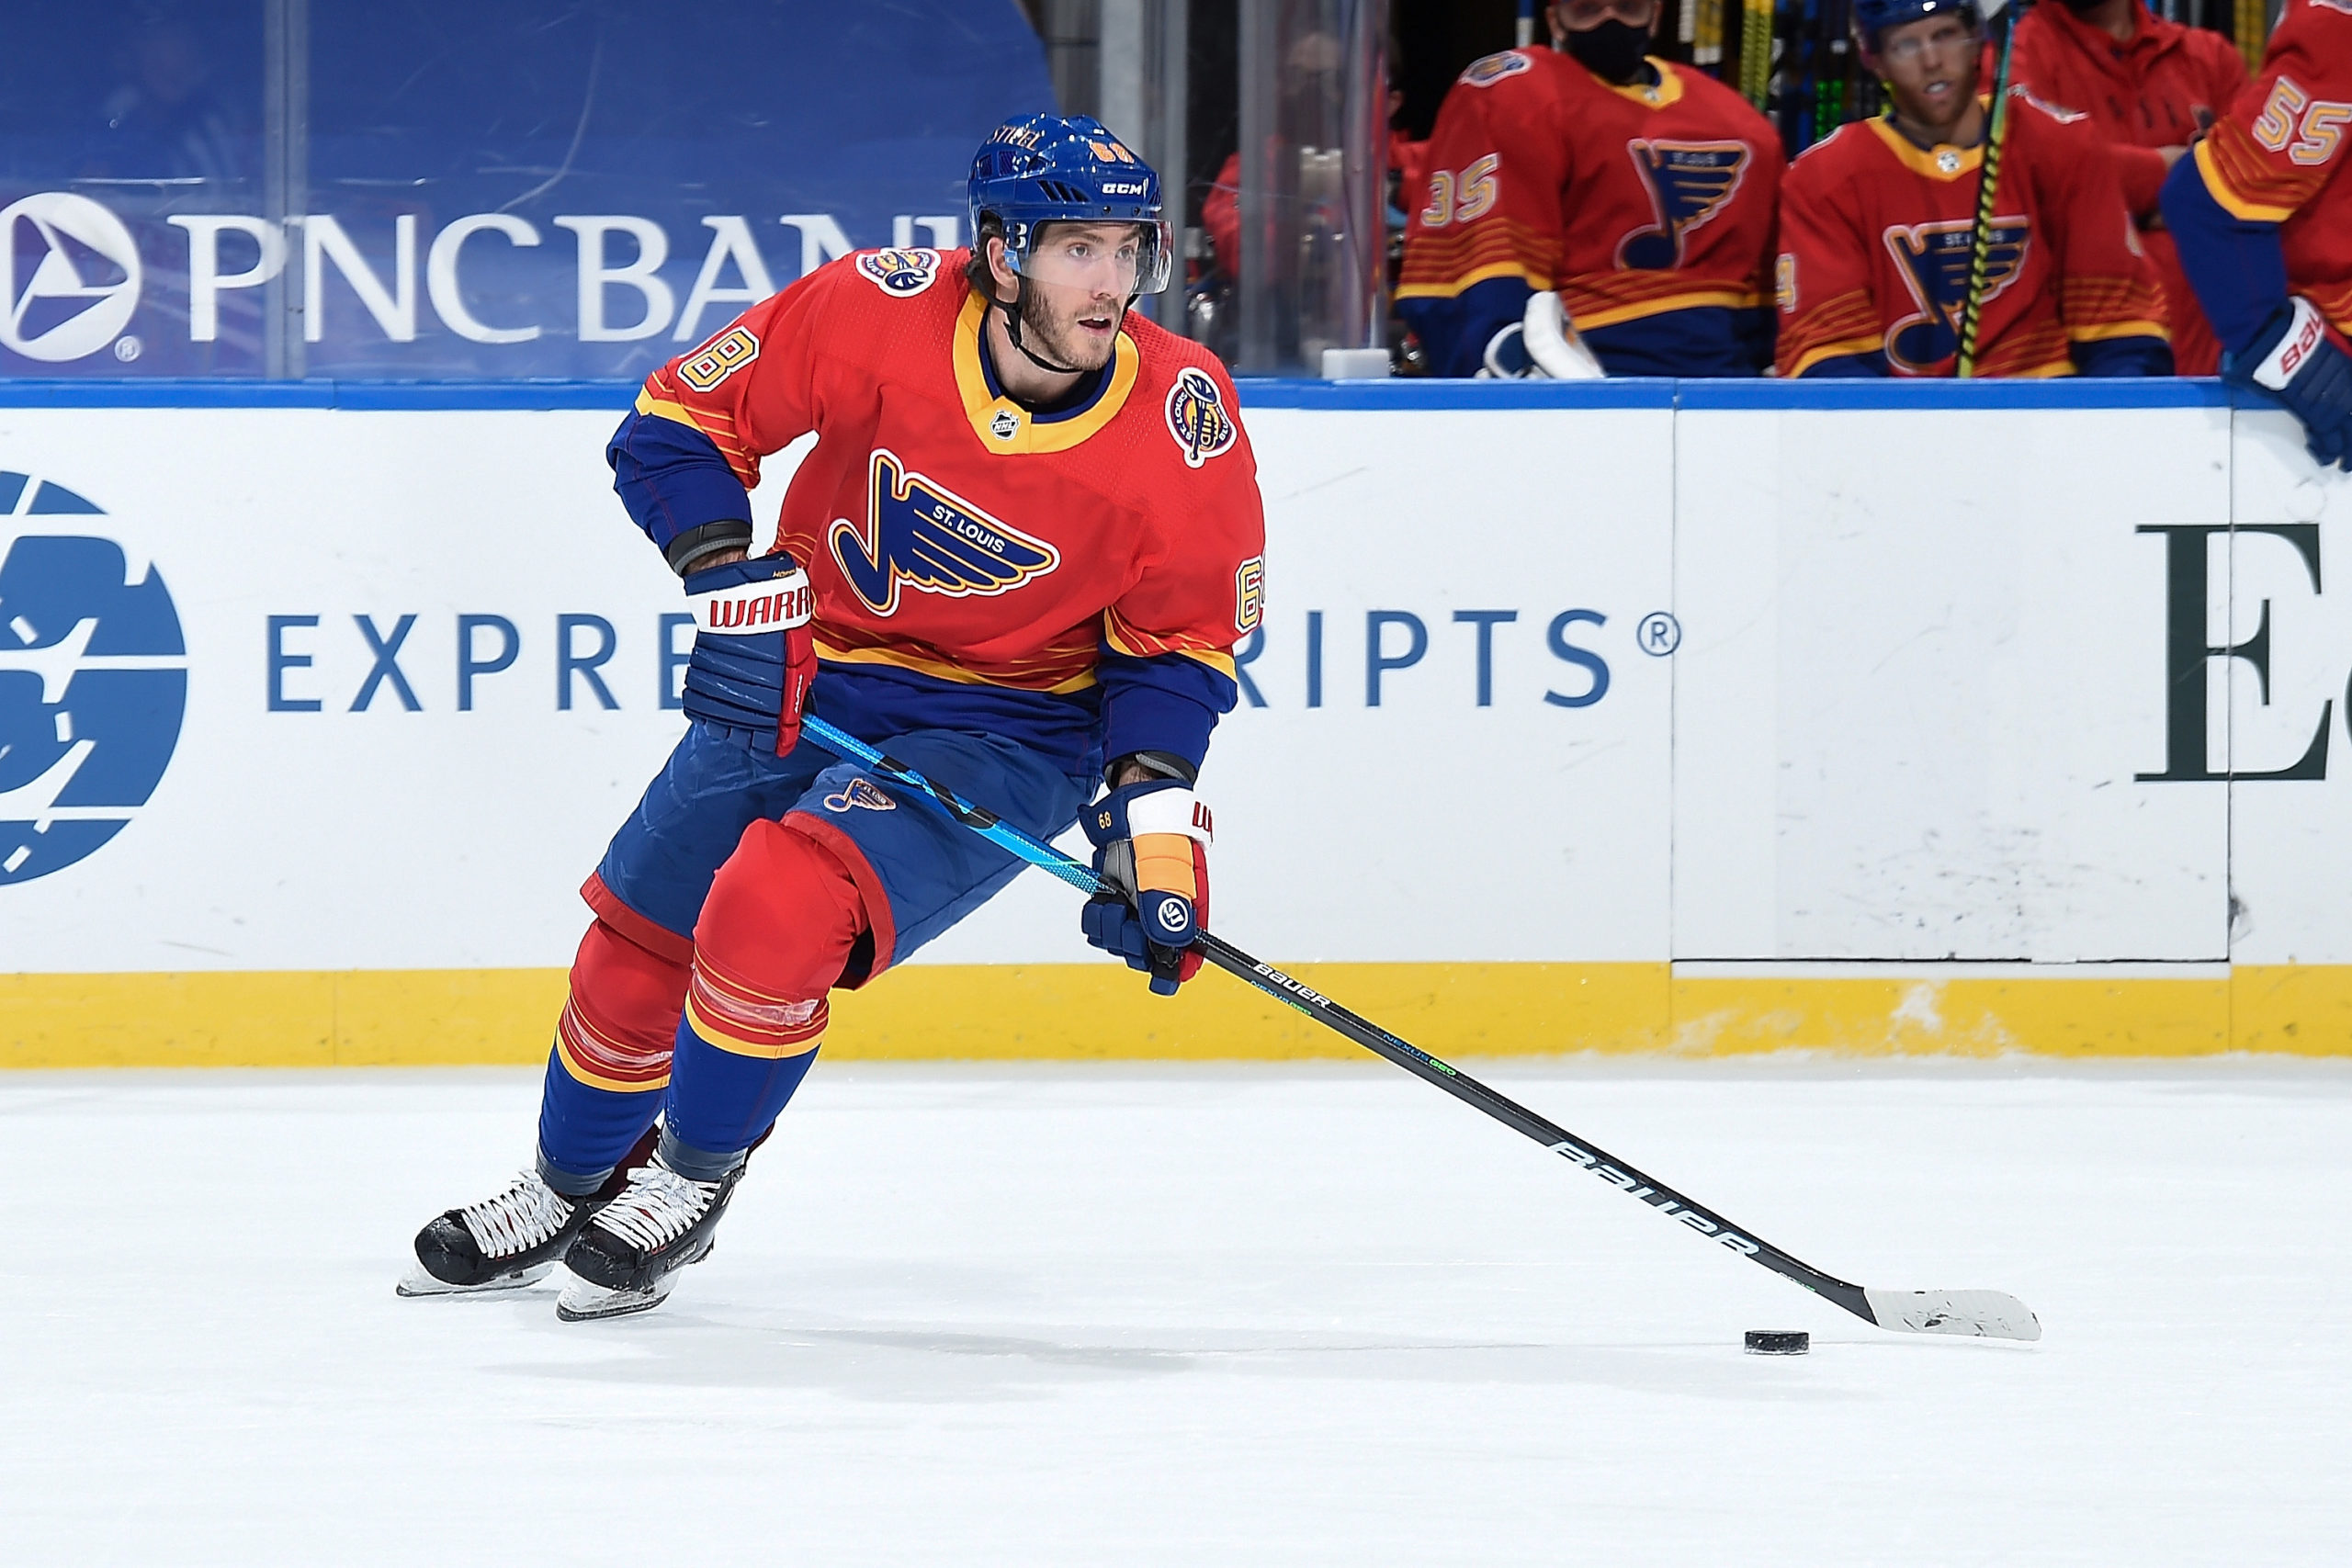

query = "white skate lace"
[[458, 1170, 575, 1258], [592, 1163, 717, 1253]]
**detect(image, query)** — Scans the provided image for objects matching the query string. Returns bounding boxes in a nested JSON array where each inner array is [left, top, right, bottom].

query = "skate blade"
[[396, 1261, 557, 1298], [553, 1236, 712, 1321], [554, 1274, 679, 1321]]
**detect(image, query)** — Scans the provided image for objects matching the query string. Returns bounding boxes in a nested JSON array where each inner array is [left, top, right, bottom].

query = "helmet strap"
[[998, 276, 1091, 378]]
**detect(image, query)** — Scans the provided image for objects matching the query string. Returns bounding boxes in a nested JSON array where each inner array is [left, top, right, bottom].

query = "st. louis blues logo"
[[830, 448, 1059, 617], [1164, 367, 1237, 469], [1461, 51, 1532, 87], [856, 248, 940, 298], [1883, 218, 2031, 373], [822, 778, 898, 813], [1617, 141, 1751, 270]]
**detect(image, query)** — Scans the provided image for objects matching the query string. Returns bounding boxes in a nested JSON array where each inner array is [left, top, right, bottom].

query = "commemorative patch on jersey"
[[1461, 51, 1532, 88], [1164, 367, 1238, 468], [677, 325, 760, 392], [857, 248, 941, 298], [831, 447, 1061, 616]]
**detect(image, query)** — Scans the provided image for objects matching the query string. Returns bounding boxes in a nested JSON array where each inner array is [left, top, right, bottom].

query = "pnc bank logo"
[[0, 473, 187, 883], [1, 194, 144, 363]]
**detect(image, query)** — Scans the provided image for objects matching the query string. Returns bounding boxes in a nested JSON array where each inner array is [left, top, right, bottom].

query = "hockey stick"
[[1954, 0, 2029, 377], [1740, 0, 1775, 109], [801, 713, 2041, 1343]]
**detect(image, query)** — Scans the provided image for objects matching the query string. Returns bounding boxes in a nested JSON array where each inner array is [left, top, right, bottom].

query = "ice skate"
[[399, 1168, 603, 1297], [555, 1154, 741, 1321]]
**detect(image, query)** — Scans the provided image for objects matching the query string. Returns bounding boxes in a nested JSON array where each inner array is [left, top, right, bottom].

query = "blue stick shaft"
[[800, 715, 1104, 896]]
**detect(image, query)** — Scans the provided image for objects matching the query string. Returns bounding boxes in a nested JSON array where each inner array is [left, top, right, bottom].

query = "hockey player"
[[399, 116, 1266, 1320], [1776, 0, 2174, 378], [2001, 0, 2248, 372], [2159, 0, 2352, 471], [1395, 0, 1785, 378]]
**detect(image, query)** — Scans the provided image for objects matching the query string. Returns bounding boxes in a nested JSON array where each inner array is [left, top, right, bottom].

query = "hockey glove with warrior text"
[[682, 554, 816, 755], [1080, 778, 1212, 996], [2227, 297, 2352, 474]]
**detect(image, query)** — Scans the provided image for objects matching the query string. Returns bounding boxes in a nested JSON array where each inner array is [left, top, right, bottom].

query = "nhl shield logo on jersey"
[[831, 447, 1061, 616], [1164, 367, 1238, 469], [1883, 218, 2032, 373], [1460, 51, 1532, 87], [1618, 141, 1752, 270], [857, 248, 941, 298]]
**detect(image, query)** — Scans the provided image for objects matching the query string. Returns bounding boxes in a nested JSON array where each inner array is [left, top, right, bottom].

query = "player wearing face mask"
[[1999, 0, 2249, 372], [1396, 0, 1786, 378]]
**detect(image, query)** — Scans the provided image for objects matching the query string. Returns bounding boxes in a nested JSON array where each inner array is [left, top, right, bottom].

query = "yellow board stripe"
[[5, 963, 2352, 1066]]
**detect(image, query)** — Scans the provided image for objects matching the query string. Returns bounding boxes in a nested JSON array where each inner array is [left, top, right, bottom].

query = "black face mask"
[[1563, 18, 1653, 85]]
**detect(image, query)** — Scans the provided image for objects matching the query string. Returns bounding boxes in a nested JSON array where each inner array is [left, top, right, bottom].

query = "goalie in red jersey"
[[2161, 0, 2352, 471], [1396, 0, 1785, 378], [398, 116, 1267, 1321], [1776, 0, 2174, 378]]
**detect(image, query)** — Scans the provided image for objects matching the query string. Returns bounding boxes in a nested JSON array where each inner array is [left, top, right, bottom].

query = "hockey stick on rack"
[[803, 713, 2041, 1343]]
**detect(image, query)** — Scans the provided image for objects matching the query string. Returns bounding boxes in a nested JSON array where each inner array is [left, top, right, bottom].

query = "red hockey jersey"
[[1776, 95, 2171, 378], [2187, 0, 2352, 337], [618, 248, 1266, 774], [2005, 0, 2248, 372], [1396, 47, 1784, 374]]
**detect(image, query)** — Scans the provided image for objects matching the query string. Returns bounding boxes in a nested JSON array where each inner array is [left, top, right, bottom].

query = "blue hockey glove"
[[2226, 297, 2352, 474], [1080, 778, 1213, 997], [681, 554, 815, 756]]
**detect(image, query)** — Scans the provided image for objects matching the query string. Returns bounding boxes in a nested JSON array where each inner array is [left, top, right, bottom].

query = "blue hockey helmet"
[[967, 113, 1175, 296], [1850, 0, 1982, 49]]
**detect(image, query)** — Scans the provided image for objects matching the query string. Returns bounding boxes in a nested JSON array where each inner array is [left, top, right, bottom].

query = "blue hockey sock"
[[534, 1044, 665, 1195], [661, 990, 824, 1167]]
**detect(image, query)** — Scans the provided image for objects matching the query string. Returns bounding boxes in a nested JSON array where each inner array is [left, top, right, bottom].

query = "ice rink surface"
[[6, 1058, 2348, 1565]]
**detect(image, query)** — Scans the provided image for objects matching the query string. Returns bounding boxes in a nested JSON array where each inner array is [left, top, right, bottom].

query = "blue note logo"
[[1617, 141, 1752, 270], [831, 448, 1059, 616], [1883, 217, 2031, 374], [857, 248, 941, 298], [1164, 367, 1237, 469], [0, 194, 143, 363], [821, 778, 898, 813], [0, 473, 187, 883]]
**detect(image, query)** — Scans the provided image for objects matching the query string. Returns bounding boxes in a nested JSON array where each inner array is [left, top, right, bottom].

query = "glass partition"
[[0, 1, 1054, 379]]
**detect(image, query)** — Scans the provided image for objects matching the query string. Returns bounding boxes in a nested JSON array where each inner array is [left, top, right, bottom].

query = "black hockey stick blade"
[[1194, 936, 2042, 1343]]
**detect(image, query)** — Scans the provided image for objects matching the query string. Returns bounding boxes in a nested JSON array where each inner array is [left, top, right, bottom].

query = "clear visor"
[[1012, 220, 1176, 296]]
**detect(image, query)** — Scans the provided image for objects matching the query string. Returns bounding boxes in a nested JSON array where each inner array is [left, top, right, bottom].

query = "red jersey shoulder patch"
[[1164, 366, 1239, 468], [1461, 51, 1534, 88], [856, 248, 944, 298]]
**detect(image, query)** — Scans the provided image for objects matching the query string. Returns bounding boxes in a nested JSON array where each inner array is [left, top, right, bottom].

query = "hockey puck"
[[1744, 1329, 1809, 1355]]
